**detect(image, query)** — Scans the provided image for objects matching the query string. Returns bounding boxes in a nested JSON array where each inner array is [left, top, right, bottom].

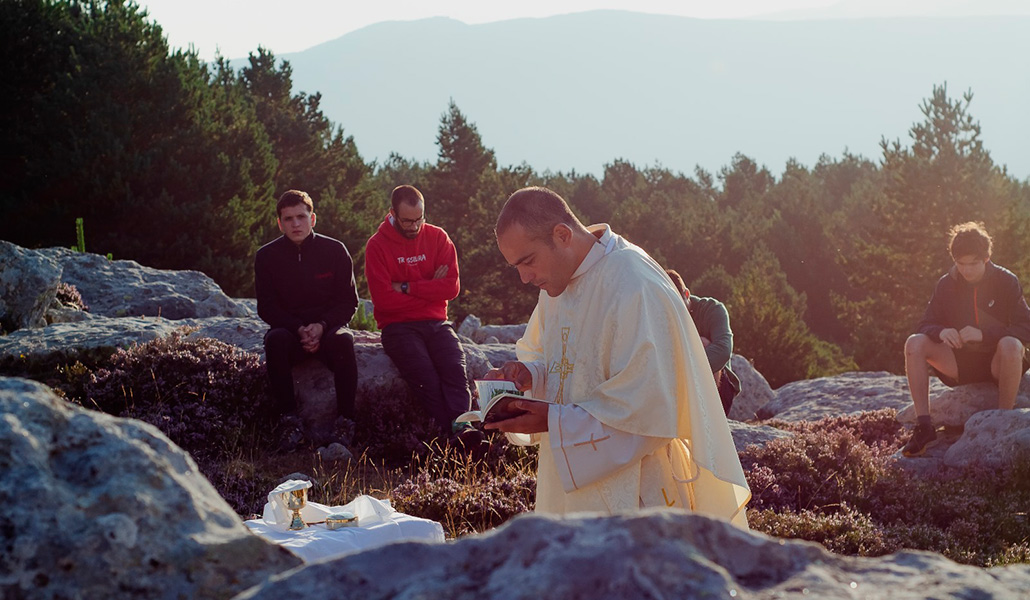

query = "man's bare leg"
[[992, 336, 1024, 410], [905, 334, 958, 416]]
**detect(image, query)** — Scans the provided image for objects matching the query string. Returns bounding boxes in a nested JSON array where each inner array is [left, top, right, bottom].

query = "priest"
[[484, 186, 750, 528]]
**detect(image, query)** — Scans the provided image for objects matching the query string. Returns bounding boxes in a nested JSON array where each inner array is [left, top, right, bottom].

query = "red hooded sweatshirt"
[[365, 214, 460, 329]]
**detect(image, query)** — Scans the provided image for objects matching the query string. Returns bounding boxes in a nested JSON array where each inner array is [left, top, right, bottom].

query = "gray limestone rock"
[[0, 240, 62, 331], [728, 420, 793, 452], [728, 354, 774, 421], [458, 313, 527, 344], [231, 511, 1030, 600], [895, 377, 1030, 427], [0, 316, 185, 365], [0, 377, 300, 599], [188, 315, 269, 355], [38, 246, 250, 319], [317, 442, 353, 463], [943, 408, 1030, 469], [759, 372, 949, 422], [292, 339, 491, 440], [476, 343, 518, 371], [457, 314, 481, 339], [44, 305, 96, 325]]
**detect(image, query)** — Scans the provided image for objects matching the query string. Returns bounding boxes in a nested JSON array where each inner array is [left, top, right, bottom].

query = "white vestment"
[[512, 225, 750, 528]]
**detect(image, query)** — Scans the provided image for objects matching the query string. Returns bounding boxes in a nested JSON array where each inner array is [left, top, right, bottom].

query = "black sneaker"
[[902, 423, 938, 457], [276, 415, 306, 454], [332, 416, 356, 447]]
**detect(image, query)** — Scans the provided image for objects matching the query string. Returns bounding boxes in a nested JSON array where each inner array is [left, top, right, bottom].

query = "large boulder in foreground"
[[0, 240, 61, 331], [233, 510, 1029, 600], [37, 246, 250, 320], [0, 377, 301, 599], [758, 372, 949, 422]]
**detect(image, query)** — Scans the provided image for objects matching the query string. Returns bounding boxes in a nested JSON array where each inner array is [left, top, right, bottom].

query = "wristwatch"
[[401, 282, 409, 294]]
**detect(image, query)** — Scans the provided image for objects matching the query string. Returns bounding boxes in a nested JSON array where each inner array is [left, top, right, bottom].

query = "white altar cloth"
[[245, 494, 444, 563]]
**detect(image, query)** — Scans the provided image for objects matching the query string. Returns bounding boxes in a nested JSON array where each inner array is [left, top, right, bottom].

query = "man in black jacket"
[[255, 190, 359, 425], [903, 222, 1030, 457]]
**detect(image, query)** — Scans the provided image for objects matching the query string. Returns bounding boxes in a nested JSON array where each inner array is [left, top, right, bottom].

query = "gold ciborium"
[[284, 488, 307, 530]]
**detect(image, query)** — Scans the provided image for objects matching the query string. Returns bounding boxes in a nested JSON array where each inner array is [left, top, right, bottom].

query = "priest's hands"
[[483, 399, 549, 434], [484, 361, 533, 392]]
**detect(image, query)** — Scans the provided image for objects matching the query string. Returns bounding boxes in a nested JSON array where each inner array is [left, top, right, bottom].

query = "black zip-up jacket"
[[916, 261, 1030, 351], [255, 232, 358, 335]]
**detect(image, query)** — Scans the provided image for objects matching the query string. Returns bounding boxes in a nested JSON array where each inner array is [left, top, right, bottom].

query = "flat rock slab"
[[759, 372, 948, 422], [896, 380, 1030, 427]]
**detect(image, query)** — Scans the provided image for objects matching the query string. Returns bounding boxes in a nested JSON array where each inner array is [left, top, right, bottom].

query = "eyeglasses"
[[395, 215, 424, 226]]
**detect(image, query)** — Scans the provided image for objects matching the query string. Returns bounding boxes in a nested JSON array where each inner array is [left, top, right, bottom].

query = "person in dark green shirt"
[[666, 269, 740, 416]]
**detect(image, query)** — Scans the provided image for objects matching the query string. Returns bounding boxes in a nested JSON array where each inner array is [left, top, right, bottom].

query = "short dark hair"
[[495, 186, 581, 245], [391, 185, 424, 213], [276, 190, 314, 218], [948, 221, 992, 260], [665, 269, 688, 296]]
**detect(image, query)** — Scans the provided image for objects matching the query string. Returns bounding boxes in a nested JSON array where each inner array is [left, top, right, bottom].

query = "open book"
[[457, 380, 531, 424]]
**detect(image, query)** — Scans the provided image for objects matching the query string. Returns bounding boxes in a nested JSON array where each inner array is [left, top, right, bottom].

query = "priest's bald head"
[[496, 186, 598, 298]]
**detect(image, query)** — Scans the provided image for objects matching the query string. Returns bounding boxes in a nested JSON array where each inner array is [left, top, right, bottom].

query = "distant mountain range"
[[262, 10, 1030, 179]]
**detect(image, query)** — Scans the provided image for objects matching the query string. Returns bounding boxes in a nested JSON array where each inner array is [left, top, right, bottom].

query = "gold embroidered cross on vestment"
[[548, 327, 575, 404], [572, 433, 611, 452]]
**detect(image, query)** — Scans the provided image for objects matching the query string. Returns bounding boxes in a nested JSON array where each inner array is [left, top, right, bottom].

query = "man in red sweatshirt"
[[365, 185, 480, 446]]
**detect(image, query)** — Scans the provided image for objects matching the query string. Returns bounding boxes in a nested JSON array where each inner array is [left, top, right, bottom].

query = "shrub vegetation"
[[13, 331, 1021, 566]]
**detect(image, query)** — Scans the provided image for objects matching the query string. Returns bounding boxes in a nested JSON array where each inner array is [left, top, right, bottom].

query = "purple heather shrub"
[[743, 410, 1030, 567], [84, 328, 272, 462], [741, 422, 891, 513], [391, 470, 536, 536], [55, 282, 88, 311], [748, 504, 898, 556]]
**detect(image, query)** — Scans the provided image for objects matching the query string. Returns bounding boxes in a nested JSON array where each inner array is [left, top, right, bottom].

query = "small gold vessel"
[[325, 512, 359, 530]]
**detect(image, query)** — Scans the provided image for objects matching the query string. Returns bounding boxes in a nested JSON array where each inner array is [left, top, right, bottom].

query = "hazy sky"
[[140, 0, 843, 61]]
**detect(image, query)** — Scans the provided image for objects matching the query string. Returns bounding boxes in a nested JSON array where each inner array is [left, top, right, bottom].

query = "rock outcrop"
[[728, 354, 774, 421], [457, 314, 527, 344], [895, 379, 1030, 427], [0, 377, 301, 599], [942, 408, 1030, 469], [0, 240, 62, 331], [0, 316, 187, 365], [232, 510, 1030, 600], [728, 420, 793, 451], [758, 371, 949, 422], [38, 246, 250, 320]]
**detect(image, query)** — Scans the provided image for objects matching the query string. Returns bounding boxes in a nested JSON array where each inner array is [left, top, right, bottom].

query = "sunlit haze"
[[141, 0, 840, 60]]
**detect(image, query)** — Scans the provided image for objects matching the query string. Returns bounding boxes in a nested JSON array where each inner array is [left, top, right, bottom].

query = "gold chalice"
[[284, 488, 307, 530]]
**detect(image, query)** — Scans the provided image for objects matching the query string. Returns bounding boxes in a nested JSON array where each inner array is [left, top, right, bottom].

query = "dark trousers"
[[381, 320, 472, 434], [264, 327, 358, 419], [715, 369, 737, 416]]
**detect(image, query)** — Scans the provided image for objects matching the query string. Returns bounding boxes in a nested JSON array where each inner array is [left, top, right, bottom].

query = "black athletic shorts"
[[932, 347, 1030, 387]]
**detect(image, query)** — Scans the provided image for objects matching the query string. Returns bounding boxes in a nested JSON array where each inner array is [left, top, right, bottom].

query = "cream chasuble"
[[512, 224, 750, 528]]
